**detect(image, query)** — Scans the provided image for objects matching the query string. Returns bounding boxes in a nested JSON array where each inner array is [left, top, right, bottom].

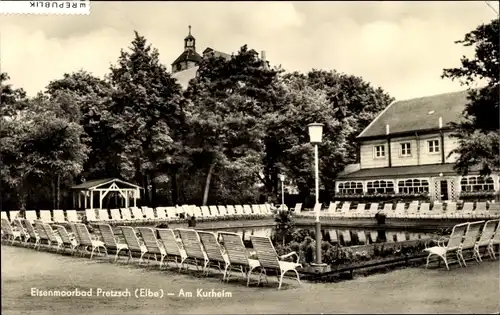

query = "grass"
[[2, 244, 499, 315]]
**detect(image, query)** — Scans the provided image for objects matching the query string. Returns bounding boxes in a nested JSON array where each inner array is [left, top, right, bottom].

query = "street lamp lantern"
[[308, 123, 324, 144], [308, 122, 324, 265], [279, 174, 286, 210]]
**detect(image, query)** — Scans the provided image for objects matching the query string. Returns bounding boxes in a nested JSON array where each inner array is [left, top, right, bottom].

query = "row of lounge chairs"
[[1, 204, 273, 224], [424, 219, 500, 270], [0, 218, 302, 290], [294, 201, 500, 219]]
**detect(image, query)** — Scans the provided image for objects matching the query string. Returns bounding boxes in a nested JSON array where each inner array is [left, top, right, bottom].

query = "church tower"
[[171, 25, 202, 73]]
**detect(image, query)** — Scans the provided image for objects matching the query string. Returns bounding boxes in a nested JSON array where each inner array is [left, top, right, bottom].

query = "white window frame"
[[397, 178, 430, 194], [373, 145, 386, 159], [400, 142, 412, 157], [460, 176, 495, 192], [427, 139, 440, 154]]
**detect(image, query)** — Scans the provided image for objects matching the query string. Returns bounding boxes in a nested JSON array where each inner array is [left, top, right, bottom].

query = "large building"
[[336, 90, 498, 202], [171, 26, 232, 89], [171, 26, 266, 90]]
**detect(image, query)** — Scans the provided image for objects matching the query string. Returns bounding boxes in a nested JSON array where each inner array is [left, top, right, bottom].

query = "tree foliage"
[[442, 18, 499, 175]]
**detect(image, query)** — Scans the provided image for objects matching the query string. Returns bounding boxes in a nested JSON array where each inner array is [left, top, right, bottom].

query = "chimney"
[[261, 50, 267, 69], [386, 124, 390, 135], [438, 117, 443, 129]]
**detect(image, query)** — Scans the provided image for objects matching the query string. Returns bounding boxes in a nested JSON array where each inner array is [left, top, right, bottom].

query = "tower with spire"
[[171, 25, 202, 73]]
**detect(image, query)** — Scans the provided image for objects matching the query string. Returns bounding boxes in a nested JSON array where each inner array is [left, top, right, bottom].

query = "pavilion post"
[[99, 190, 103, 210], [90, 190, 94, 209], [84, 192, 87, 209], [78, 192, 81, 208], [72, 192, 75, 209]]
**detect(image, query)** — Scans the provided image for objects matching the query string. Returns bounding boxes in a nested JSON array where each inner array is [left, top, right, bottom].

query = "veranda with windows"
[[335, 164, 499, 202]]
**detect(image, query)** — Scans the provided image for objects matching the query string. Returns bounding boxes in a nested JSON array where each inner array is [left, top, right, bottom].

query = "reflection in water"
[[221, 226, 434, 247]]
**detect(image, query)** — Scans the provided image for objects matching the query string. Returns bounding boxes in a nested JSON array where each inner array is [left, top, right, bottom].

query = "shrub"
[[292, 228, 310, 243]]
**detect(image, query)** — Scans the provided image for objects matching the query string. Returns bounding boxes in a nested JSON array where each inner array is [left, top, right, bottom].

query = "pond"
[[207, 226, 436, 247]]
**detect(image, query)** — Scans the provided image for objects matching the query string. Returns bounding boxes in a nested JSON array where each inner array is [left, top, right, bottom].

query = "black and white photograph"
[[1, 1, 499, 314]]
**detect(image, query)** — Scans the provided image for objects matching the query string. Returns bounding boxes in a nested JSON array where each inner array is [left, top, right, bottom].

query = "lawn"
[[1, 245, 499, 314]]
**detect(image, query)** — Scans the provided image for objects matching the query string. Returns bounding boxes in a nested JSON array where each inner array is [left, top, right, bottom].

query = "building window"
[[176, 63, 182, 71], [427, 139, 440, 153], [460, 176, 494, 192], [397, 179, 430, 194], [374, 145, 385, 158], [400, 142, 411, 157], [338, 182, 363, 195], [366, 180, 395, 194]]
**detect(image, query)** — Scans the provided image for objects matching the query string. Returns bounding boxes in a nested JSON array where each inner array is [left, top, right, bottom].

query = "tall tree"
[[108, 31, 185, 206], [184, 45, 279, 205], [442, 18, 499, 175]]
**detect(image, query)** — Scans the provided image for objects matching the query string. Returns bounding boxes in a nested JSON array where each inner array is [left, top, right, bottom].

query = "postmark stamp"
[[0, 0, 90, 15]]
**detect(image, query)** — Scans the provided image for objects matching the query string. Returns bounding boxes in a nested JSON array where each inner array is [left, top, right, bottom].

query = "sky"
[[1, 1, 498, 100]]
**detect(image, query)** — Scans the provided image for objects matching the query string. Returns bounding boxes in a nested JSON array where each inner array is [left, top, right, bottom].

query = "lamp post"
[[308, 122, 324, 264], [279, 174, 286, 210]]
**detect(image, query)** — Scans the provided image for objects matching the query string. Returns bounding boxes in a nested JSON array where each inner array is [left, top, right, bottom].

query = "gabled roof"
[[203, 47, 231, 60], [71, 178, 141, 190], [171, 66, 199, 90], [337, 163, 482, 180], [172, 50, 202, 66], [357, 90, 468, 139]]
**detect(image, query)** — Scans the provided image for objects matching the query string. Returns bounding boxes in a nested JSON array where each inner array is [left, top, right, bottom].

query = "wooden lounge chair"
[[312, 203, 323, 218], [392, 203, 405, 218], [354, 203, 366, 218], [341, 230, 351, 245], [97, 224, 129, 262], [462, 202, 474, 218], [53, 210, 66, 223], [142, 207, 157, 223], [86, 209, 98, 222], [226, 205, 237, 217], [487, 220, 500, 259], [39, 210, 53, 223], [218, 205, 228, 217], [1, 212, 8, 221], [136, 227, 166, 266], [445, 202, 458, 219], [9, 210, 20, 222], [18, 219, 38, 247], [259, 204, 270, 216], [131, 207, 145, 221], [119, 226, 148, 264], [219, 231, 261, 285], [235, 205, 245, 217], [176, 228, 209, 272], [34, 220, 50, 250], [209, 206, 221, 218], [166, 207, 178, 222], [368, 203, 379, 217], [329, 230, 338, 243], [250, 235, 302, 290], [156, 207, 168, 221], [69, 223, 83, 254], [357, 231, 367, 244], [200, 206, 212, 219], [157, 228, 187, 271], [251, 205, 261, 216], [54, 225, 78, 254], [66, 210, 80, 223], [75, 223, 107, 259], [457, 221, 485, 266], [425, 222, 469, 270], [406, 202, 419, 219], [474, 202, 489, 219], [243, 205, 253, 217], [382, 203, 393, 215], [99, 209, 111, 222], [198, 230, 230, 279], [1, 218, 22, 244], [431, 203, 444, 219], [326, 202, 337, 216], [419, 203, 431, 218], [473, 219, 499, 261], [120, 208, 133, 222], [110, 209, 124, 223], [42, 223, 64, 252], [340, 202, 351, 218], [191, 206, 204, 219], [395, 232, 407, 242], [25, 210, 38, 223]]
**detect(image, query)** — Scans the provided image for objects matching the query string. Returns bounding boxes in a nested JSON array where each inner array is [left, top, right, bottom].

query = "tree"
[[108, 31, 185, 206], [262, 70, 393, 199], [0, 72, 27, 117], [442, 18, 499, 175], [45, 70, 119, 180], [184, 45, 279, 205]]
